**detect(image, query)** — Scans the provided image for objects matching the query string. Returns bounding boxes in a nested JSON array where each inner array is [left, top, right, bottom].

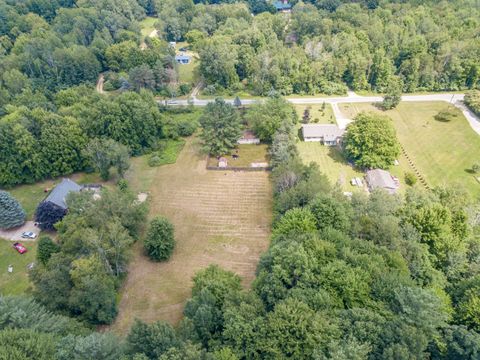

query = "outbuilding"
[[175, 54, 191, 65], [238, 130, 260, 145], [218, 157, 228, 168], [365, 169, 399, 194]]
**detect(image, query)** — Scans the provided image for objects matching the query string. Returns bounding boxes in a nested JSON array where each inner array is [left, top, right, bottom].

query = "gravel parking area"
[[0, 222, 40, 241]]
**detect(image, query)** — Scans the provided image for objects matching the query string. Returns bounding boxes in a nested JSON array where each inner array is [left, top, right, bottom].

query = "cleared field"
[[339, 101, 480, 196], [0, 238, 37, 295], [295, 103, 335, 124], [113, 137, 272, 333]]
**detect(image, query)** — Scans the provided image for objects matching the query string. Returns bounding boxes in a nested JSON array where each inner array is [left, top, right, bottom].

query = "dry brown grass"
[[111, 137, 272, 334]]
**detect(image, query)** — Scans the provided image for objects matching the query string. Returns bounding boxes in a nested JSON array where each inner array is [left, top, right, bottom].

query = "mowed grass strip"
[[339, 101, 480, 196], [0, 239, 37, 295], [113, 137, 272, 333]]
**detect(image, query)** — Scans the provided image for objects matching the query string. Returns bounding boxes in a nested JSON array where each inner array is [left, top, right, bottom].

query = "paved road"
[[162, 92, 480, 135]]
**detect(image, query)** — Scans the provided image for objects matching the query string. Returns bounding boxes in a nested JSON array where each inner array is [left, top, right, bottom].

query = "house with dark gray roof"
[[43, 178, 82, 210], [302, 124, 345, 146], [365, 169, 399, 194]]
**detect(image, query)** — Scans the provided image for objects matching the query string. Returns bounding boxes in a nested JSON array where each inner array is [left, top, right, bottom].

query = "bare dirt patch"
[[111, 138, 272, 333]]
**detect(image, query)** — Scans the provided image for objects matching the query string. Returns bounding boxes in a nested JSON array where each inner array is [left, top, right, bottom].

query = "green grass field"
[[177, 58, 196, 85], [295, 103, 335, 124], [139, 17, 157, 37], [0, 239, 37, 295], [339, 101, 480, 197], [207, 144, 269, 168]]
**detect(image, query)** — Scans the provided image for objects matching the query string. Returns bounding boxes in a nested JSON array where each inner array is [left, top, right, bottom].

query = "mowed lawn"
[[295, 103, 335, 124], [207, 144, 269, 168], [0, 238, 37, 295], [339, 101, 480, 196], [113, 137, 272, 333]]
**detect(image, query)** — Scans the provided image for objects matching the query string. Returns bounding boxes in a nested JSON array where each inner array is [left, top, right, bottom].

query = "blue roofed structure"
[[273, 0, 292, 12], [175, 54, 191, 65], [44, 178, 82, 210]]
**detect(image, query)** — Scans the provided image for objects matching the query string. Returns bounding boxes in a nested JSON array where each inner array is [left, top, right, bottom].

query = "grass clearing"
[[0, 238, 37, 295], [177, 59, 196, 85], [207, 144, 269, 168], [139, 17, 157, 37], [339, 101, 480, 197], [114, 137, 272, 333], [295, 103, 335, 124]]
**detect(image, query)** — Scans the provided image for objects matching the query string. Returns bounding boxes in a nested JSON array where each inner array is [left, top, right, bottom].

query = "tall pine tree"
[[0, 191, 26, 229]]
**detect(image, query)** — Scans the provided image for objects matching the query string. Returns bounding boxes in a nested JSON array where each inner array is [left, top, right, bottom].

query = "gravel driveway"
[[0, 221, 40, 241]]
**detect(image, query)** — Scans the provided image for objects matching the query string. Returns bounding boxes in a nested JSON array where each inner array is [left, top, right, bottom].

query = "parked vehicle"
[[13, 242, 27, 254], [21, 231, 37, 239]]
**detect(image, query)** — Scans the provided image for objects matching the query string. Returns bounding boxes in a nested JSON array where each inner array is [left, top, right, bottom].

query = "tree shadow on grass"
[[327, 146, 357, 169]]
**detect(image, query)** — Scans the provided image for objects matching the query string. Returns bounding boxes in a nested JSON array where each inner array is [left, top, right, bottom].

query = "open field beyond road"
[[113, 137, 272, 333], [340, 102, 480, 197]]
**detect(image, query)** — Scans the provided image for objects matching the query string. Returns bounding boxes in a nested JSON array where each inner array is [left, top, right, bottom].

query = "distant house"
[[175, 54, 191, 65], [273, 0, 292, 12], [238, 130, 260, 145], [302, 124, 345, 146], [43, 178, 82, 210], [365, 169, 399, 194]]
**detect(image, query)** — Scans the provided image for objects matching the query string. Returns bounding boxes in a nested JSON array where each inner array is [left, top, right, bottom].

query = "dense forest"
[[150, 0, 480, 95], [1, 0, 480, 359]]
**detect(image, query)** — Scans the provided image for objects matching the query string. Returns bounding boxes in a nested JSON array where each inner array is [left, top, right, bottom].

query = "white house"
[[302, 124, 345, 146]]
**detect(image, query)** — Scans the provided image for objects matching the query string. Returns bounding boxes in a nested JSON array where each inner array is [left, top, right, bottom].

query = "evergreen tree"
[[0, 190, 26, 229]]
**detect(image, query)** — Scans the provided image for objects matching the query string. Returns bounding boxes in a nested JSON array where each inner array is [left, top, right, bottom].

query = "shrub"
[[179, 83, 192, 96], [117, 179, 129, 191], [0, 191, 26, 229], [144, 216, 175, 261], [37, 236, 60, 265], [434, 110, 457, 122], [177, 120, 197, 137], [148, 154, 162, 167], [472, 163, 480, 174], [405, 172, 417, 186], [35, 202, 67, 231]]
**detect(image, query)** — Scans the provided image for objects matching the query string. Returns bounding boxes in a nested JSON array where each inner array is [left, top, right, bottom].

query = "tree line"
[[147, 0, 480, 96]]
